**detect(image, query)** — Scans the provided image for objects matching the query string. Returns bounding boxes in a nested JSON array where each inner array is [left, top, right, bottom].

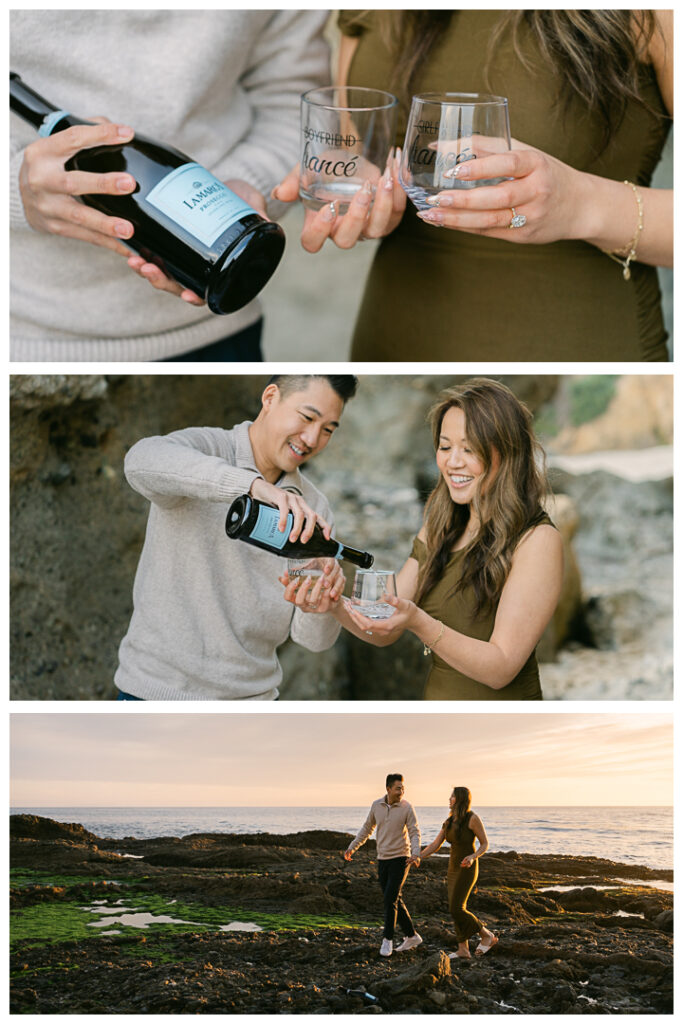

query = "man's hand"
[[279, 558, 345, 613], [19, 120, 137, 254], [249, 477, 333, 542], [126, 178, 268, 304], [407, 855, 421, 868]]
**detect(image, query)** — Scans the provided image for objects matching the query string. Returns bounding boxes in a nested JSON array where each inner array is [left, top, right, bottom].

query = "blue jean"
[[162, 318, 263, 362], [116, 691, 144, 701], [378, 857, 415, 940]]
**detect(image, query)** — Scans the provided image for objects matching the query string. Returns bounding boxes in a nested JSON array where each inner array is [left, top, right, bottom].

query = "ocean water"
[[12, 805, 672, 873]]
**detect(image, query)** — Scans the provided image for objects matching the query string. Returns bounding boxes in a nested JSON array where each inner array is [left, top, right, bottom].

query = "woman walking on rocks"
[[411, 787, 497, 959], [325, 378, 564, 699]]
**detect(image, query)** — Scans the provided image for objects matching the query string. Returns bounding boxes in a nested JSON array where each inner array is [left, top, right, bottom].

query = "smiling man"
[[114, 375, 358, 700]]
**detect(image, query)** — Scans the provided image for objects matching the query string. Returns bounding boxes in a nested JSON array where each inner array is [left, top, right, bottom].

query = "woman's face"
[[436, 406, 489, 506], [449, 791, 456, 809]]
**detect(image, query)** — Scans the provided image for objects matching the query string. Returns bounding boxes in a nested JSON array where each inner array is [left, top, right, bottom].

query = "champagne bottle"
[[225, 495, 374, 568], [10, 72, 285, 314]]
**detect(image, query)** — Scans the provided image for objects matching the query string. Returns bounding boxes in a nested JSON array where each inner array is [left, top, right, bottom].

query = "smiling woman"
[[326, 379, 564, 700]]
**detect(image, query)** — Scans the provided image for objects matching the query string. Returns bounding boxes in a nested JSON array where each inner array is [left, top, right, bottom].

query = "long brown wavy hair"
[[445, 786, 472, 836], [414, 379, 549, 617], [354, 10, 660, 146]]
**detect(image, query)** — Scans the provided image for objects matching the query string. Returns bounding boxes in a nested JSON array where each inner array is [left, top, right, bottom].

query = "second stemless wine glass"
[[299, 86, 398, 212], [350, 569, 397, 620], [400, 92, 511, 210]]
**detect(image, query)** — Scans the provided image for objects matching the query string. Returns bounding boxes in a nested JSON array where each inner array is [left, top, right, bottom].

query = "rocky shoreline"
[[11, 815, 673, 1014]]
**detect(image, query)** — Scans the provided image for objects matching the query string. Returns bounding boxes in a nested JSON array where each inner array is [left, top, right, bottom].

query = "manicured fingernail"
[[270, 185, 281, 200], [117, 125, 134, 138], [383, 171, 394, 191], [418, 210, 444, 225], [394, 147, 402, 169], [117, 176, 134, 191], [427, 194, 453, 207], [444, 164, 465, 179], [115, 222, 132, 238], [355, 180, 373, 207], [322, 202, 337, 222]]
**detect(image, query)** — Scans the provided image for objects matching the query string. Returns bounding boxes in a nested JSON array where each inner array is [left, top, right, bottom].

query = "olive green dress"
[[339, 11, 670, 361], [445, 811, 486, 943], [411, 527, 551, 700]]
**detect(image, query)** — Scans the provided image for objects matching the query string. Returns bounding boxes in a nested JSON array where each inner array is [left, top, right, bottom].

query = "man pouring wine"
[[115, 374, 359, 701]]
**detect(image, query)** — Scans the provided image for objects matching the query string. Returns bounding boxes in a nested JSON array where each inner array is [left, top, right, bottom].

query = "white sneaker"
[[395, 933, 422, 952], [379, 938, 393, 957]]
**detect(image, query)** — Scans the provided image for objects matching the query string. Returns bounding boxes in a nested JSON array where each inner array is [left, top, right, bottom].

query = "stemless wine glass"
[[299, 86, 398, 213], [400, 92, 511, 210], [287, 557, 327, 587], [350, 569, 397, 620]]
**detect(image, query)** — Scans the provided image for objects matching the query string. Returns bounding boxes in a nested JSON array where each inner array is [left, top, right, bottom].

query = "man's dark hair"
[[386, 773, 403, 789], [268, 374, 359, 404]]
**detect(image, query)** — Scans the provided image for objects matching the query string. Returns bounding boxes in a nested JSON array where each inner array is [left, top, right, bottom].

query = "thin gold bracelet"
[[601, 181, 643, 281], [423, 621, 445, 656]]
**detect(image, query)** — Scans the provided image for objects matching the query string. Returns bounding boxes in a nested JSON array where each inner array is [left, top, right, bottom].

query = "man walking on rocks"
[[115, 374, 358, 700], [344, 773, 422, 957]]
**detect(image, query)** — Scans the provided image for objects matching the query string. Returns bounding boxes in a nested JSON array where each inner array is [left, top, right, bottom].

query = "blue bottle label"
[[39, 110, 70, 137], [145, 162, 255, 246], [250, 505, 293, 551]]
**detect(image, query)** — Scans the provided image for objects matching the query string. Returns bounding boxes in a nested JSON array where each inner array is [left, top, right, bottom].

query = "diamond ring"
[[509, 207, 527, 229]]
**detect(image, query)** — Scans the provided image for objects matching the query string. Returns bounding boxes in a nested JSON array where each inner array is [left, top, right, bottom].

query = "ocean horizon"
[[12, 804, 673, 873]]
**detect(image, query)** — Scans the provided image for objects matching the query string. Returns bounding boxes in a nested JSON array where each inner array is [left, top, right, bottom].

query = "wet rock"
[[369, 951, 451, 998]]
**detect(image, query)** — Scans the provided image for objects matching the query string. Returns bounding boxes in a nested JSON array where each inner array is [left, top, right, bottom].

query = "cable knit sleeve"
[[124, 427, 259, 508], [210, 9, 331, 215]]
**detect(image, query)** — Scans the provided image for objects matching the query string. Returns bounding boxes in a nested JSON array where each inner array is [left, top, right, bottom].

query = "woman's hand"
[[460, 854, 475, 868], [416, 140, 592, 245], [341, 592, 419, 637], [18, 119, 137, 254], [272, 150, 406, 253], [279, 559, 346, 614], [126, 178, 268, 305]]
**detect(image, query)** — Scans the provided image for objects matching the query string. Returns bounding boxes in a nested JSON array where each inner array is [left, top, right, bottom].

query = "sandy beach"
[[11, 814, 672, 1014]]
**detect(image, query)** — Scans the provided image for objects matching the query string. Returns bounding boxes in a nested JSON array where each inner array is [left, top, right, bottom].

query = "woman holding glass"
[[275, 10, 672, 361], [410, 787, 497, 959], [304, 379, 564, 700]]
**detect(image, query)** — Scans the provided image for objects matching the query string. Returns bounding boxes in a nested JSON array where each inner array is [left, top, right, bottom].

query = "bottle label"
[[145, 162, 255, 246], [39, 110, 70, 137], [250, 505, 293, 551]]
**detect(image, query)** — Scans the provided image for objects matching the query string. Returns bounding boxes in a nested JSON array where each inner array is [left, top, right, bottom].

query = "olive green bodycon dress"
[[339, 10, 671, 361], [411, 522, 553, 700], [444, 811, 486, 944]]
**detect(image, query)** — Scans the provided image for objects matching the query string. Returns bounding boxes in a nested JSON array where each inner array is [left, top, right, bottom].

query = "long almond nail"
[[418, 210, 444, 225], [322, 202, 337, 222]]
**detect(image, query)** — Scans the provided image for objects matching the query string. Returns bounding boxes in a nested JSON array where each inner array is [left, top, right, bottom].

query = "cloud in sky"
[[10, 712, 672, 807]]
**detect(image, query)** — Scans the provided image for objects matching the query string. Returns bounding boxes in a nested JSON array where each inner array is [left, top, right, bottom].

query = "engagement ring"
[[509, 207, 527, 229]]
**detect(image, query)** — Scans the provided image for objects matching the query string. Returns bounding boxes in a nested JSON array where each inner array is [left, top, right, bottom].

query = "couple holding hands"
[[115, 373, 562, 702], [344, 774, 498, 960]]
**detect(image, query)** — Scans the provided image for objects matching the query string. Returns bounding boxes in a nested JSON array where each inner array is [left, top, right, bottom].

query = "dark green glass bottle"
[[10, 72, 285, 313]]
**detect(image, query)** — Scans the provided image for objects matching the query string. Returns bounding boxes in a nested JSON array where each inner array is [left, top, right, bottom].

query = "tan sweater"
[[347, 798, 421, 860], [10, 9, 330, 360], [115, 421, 340, 699]]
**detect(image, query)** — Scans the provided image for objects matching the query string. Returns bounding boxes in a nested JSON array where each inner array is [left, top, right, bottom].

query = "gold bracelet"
[[601, 181, 643, 281], [423, 621, 445, 656]]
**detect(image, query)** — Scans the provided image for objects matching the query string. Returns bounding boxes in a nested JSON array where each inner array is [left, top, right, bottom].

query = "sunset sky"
[[10, 712, 672, 808]]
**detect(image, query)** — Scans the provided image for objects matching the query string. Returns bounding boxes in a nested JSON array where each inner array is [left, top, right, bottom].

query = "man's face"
[[386, 780, 405, 804], [260, 380, 344, 478]]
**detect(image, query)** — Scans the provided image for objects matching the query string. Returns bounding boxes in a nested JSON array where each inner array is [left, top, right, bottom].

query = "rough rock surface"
[[11, 374, 671, 700], [10, 816, 673, 1015]]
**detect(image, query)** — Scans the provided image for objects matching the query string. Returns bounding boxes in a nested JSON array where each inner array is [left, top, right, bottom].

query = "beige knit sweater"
[[115, 421, 341, 699], [10, 10, 330, 360]]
